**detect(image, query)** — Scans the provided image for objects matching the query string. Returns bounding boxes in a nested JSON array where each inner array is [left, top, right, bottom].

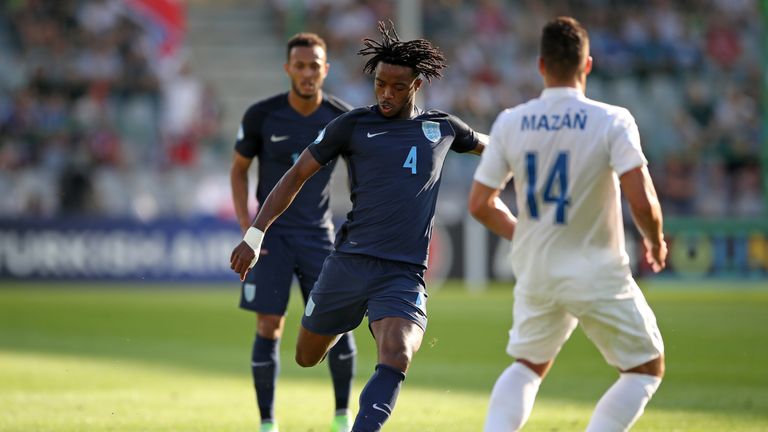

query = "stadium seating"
[[0, 0, 763, 220]]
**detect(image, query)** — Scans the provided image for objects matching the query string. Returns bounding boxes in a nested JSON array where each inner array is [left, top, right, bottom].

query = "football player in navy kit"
[[231, 22, 488, 431], [230, 32, 356, 432]]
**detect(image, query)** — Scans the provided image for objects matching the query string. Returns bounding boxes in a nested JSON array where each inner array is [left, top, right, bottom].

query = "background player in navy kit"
[[231, 21, 488, 431], [230, 33, 356, 432]]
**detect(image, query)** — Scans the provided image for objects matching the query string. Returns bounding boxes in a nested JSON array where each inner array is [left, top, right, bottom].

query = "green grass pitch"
[[1, 280, 767, 431]]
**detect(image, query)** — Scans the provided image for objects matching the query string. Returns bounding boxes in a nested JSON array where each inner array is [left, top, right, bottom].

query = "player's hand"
[[644, 238, 667, 273], [230, 227, 264, 281], [230, 241, 257, 281]]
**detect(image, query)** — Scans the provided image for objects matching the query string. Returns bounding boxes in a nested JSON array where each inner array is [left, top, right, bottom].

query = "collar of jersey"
[[540, 87, 584, 99], [373, 104, 425, 119]]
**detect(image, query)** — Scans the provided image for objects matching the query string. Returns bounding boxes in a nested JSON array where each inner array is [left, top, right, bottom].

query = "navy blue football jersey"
[[308, 105, 480, 267], [235, 93, 351, 233]]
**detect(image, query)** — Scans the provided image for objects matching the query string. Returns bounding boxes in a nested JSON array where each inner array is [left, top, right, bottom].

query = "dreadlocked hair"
[[358, 20, 447, 83]]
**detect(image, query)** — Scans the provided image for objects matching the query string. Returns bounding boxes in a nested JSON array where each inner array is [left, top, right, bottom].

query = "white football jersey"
[[474, 87, 647, 300]]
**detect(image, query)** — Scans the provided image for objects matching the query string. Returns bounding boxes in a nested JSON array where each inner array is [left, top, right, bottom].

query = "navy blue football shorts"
[[301, 251, 428, 335], [239, 230, 333, 315]]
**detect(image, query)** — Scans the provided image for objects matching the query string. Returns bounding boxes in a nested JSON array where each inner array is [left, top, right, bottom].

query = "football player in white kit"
[[469, 16, 667, 432]]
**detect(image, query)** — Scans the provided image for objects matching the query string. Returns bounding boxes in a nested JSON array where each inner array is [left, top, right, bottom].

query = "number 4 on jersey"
[[525, 151, 570, 224], [403, 146, 417, 174]]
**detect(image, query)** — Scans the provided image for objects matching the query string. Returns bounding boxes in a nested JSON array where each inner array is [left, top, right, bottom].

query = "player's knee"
[[294, 354, 313, 368], [257, 314, 284, 339], [625, 354, 665, 378], [378, 348, 412, 372], [651, 355, 665, 378], [517, 358, 552, 378], [329, 332, 356, 355], [295, 349, 320, 368], [295, 343, 326, 368]]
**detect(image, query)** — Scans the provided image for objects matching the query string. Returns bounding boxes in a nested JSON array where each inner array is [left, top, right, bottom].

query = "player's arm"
[[230, 150, 323, 280], [468, 110, 515, 238], [467, 132, 488, 155], [230, 152, 253, 233], [468, 181, 516, 241], [232, 104, 266, 233], [620, 165, 667, 273], [447, 114, 487, 155]]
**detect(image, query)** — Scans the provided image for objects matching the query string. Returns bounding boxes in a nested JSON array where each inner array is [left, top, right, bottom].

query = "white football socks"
[[585, 373, 662, 432], [483, 362, 542, 432]]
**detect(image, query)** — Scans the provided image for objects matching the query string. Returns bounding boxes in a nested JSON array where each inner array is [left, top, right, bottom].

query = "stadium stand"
[[273, 0, 764, 219], [0, 0, 234, 219], [0, 0, 763, 221]]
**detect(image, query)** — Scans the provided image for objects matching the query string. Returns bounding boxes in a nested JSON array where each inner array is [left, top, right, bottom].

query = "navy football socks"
[[352, 363, 406, 432], [327, 332, 357, 412], [251, 335, 279, 423]]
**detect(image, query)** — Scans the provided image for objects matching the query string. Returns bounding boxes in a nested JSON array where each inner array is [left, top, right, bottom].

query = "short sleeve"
[[234, 105, 265, 159], [473, 111, 513, 189], [609, 110, 647, 175], [447, 114, 480, 153], [308, 110, 358, 165]]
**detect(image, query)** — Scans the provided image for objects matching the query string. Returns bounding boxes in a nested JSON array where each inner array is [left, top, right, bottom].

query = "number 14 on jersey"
[[525, 151, 570, 224]]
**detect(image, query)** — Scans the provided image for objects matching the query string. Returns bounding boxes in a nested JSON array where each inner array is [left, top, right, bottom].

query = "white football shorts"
[[506, 282, 664, 370]]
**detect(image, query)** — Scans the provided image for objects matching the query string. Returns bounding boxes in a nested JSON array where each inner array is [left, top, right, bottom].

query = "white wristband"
[[243, 227, 264, 269]]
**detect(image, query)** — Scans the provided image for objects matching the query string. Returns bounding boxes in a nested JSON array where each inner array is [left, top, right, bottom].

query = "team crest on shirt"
[[421, 121, 441, 143]]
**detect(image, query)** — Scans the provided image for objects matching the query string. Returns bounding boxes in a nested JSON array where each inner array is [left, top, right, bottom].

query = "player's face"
[[284, 45, 329, 99], [374, 62, 422, 119]]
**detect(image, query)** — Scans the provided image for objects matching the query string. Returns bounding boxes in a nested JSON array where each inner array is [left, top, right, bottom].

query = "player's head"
[[539, 16, 592, 88], [358, 20, 447, 119], [284, 32, 329, 99]]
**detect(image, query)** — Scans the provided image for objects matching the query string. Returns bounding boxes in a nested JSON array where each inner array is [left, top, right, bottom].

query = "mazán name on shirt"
[[521, 110, 588, 132]]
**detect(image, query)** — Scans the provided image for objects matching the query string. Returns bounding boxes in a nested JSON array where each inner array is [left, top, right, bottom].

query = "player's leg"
[[484, 360, 546, 432], [578, 284, 665, 432], [239, 233, 295, 431], [327, 332, 356, 431], [352, 317, 422, 432], [294, 234, 356, 431], [295, 252, 368, 367], [586, 360, 664, 432], [352, 260, 427, 432], [484, 293, 577, 432], [252, 313, 285, 432], [295, 325, 340, 366]]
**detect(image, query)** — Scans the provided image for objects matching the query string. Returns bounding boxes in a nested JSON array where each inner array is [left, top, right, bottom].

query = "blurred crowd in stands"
[[0, 0, 764, 220], [0, 0, 224, 218], [270, 0, 765, 219]]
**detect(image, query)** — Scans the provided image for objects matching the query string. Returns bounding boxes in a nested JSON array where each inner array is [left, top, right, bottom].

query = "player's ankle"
[[331, 410, 351, 432], [260, 420, 278, 432]]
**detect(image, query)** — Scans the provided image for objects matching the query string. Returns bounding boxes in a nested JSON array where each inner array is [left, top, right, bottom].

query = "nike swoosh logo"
[[372, 403, 391, 414], [337, 351, 356, 361], [270, 134, 290, 142], [367, 131, 389, 138]]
